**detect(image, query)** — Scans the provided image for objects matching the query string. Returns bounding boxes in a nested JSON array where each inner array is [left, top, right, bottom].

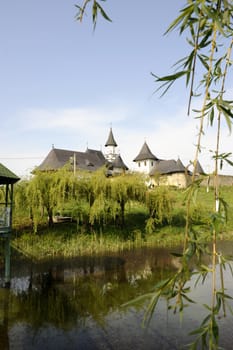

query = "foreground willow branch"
[[75, 0, 233, 348]]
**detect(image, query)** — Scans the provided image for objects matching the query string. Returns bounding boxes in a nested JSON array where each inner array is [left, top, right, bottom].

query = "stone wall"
[[200, 174, 233, 187], [150, 173, 233, 188], [151, 173, 190, 188]]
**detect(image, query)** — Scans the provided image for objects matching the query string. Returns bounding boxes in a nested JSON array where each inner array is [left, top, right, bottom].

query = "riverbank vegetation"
[[8, 169, 233, 260]]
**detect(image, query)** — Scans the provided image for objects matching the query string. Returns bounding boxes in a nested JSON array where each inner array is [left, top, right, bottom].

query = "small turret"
[[133, 141, 159, 174]]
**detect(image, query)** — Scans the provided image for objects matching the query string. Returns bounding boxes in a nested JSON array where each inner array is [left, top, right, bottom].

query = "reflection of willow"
[[0, 288, 10, 350], [9, 258, 176, 330]]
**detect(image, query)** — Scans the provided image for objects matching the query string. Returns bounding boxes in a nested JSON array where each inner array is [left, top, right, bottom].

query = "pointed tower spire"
[[105, 127, 117, 147]]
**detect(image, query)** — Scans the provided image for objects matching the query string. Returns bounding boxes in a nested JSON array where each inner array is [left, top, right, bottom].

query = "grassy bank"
[[11, 186, 233, 260], [11, 223, 186, 260]]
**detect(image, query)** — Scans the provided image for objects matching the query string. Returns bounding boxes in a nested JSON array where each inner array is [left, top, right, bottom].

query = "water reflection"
[[0, 243, 233, 349], [0, 288, 9, 349]]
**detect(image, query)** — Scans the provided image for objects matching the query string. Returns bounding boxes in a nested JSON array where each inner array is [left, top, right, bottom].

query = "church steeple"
[[104, 127, 118, 162]]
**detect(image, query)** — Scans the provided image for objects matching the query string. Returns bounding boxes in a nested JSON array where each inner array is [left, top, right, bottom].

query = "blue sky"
[[1, 0, 233, 177]]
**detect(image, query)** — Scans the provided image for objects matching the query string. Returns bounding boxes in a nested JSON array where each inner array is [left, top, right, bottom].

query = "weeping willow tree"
[[87, 167, 112, 228], [110, 173, 147, 227], [15, 168, 81, 232], [27, 171, 59, 230], [85, 168, 146, 230], [75, 1, 233, 348]]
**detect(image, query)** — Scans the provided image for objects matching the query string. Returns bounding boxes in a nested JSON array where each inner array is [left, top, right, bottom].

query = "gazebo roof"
[[0, 163, 20, 185]]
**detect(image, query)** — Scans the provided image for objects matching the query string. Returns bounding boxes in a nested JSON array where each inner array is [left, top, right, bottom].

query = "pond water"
[[1, 241, 233, 349]]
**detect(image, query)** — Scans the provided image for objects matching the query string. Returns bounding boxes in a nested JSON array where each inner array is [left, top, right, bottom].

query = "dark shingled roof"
[[36, 148, 107, 172], [0, 163, 20, 184], [133, 142, 159, 162], [111, 154, 128, 170], [105, 128, 118, 147], [86, 148, 106, 162], [149, 159, 187, 176]]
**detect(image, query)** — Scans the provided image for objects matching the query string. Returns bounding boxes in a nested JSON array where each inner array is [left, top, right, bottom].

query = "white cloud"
[[19, 107, 128, 131], [1, 102, 232, 177]]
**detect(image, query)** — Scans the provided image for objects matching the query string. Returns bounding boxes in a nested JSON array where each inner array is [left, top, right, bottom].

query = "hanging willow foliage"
[[75, 0, 112, 29], [145, 187, 174, 233], [86, 170, 147, 228], [109, 173, 147, 227]]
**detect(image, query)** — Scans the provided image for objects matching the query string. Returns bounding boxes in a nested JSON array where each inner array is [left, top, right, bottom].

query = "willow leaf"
[[189, 324, 208, 336], [92, 1, 98, 26], [121, 292, 155, 308], [225, 158, 233, 167], [209, 107, 215, 126], [164, 4, 195, 35], [96, 2, 112, 22], [181, 293, 196, 304], [198, 29, 212, 48], [211, 316, 219, 341], [216, 291, 233, 300], [154, 277, 172, 289], [153, 70, 189, 82], [217, 105, 233, 133], [197, 54, 209, 71], [152, 70, 189, 96], [143, 291, 162, 327]]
